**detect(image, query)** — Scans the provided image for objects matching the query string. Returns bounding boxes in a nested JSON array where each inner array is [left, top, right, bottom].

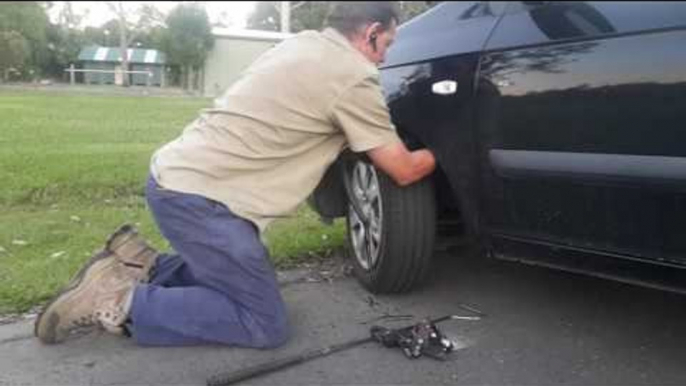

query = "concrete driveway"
[[2, 247, 685, 385]]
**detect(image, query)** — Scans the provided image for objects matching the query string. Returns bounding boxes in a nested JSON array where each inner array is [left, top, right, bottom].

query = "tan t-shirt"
[[150, 28, 401, 232]]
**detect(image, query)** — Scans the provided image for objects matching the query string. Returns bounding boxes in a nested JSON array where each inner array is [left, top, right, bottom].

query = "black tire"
[[345, 160, 436, 294]]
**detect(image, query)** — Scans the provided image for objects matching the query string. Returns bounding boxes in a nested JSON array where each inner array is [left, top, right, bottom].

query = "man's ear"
[[365, 21, 383, 42], [366, 22, 382, 51]]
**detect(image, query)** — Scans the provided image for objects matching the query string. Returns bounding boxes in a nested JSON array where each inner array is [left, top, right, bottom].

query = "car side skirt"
[[489, 233, 686, 295]]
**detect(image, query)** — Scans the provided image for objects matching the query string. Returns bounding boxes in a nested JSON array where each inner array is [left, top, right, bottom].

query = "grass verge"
[[0, 89, 345, 314]]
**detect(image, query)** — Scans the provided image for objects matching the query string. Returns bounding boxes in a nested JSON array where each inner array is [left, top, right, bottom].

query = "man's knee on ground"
[[257, 313, 291, 349]]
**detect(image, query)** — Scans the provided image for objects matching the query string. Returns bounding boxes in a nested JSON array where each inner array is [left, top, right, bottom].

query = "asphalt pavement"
[[2, 247, 686, 386]]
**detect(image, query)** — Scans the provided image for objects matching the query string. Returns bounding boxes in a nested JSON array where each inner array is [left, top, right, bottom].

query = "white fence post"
[[63, 68, 163, 88]]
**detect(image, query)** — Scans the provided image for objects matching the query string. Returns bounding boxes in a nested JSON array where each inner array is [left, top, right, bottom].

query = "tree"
[[133, 25, 167, 50], [163, 4, 214, 91], [247, 2, 331, 33], [246, 2, 280, 31], [54, 1, 87, 29], [106, 2, 164, 86], [246, 2, 437, 33], [290, 2, 332, 31], [83, 23, 119, 47], [44, 22, 83, 79], [43, 2, 88, 80], [0, 2, 50, 79], [398, 2, 436, 23], [0, 31, 29, 81]]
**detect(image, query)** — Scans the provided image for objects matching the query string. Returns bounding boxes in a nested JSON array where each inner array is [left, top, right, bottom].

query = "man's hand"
[[366, 141, 436, 186]]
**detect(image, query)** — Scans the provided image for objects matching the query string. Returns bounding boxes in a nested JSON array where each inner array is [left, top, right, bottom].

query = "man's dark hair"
[[326, 2, 400, 37]]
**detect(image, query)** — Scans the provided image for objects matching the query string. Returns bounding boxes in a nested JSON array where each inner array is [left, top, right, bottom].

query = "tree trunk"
[[185, 65, 192, 91], [199, 65, 205, 96], [192, 66, 198, 92], [118, 18, 130, 87], [281, 1, 290, 33], [189, 66, 196, 91]]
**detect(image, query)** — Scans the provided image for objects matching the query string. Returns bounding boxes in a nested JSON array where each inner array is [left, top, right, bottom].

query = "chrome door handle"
[[431, 80, 458, 95]]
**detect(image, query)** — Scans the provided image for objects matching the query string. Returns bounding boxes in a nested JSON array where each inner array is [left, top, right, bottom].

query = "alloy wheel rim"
[[348, 161, 383, 271]]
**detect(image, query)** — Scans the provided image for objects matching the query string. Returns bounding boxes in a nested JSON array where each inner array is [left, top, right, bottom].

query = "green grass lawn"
[[0, 89, 345, 314]]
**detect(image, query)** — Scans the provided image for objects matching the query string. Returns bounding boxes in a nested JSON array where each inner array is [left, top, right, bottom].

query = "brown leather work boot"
[[105, 224, 159, 283], [34, 252, 136, 344], [34, 225, 159, 344]]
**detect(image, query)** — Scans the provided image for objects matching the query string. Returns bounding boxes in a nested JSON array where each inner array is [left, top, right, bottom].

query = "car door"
[[476, 2, 686, 266], [380, 2, 509, 236]]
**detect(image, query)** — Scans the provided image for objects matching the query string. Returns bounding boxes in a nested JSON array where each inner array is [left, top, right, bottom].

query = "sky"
[[48, 1, 258, 30]]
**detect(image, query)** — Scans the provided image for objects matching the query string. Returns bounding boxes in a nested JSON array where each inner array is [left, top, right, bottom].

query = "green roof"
[[78, 46, 166, 64]]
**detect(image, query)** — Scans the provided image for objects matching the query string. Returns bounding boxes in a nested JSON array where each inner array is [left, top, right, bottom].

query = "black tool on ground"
[[371, 317, 456, 360], [206, 314, 481, 386]]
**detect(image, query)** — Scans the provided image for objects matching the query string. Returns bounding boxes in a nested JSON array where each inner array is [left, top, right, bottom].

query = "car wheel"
[[345, 159, 436, 293]]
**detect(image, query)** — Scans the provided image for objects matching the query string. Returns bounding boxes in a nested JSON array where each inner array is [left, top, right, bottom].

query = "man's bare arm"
[[366, 142, 436, 186]]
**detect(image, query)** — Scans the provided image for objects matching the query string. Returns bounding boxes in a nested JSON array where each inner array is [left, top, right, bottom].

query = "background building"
[[77, 46, 167, 86], [202, 29, 292, 97]]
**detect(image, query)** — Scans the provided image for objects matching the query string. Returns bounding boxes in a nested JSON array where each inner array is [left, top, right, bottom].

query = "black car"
[[311, 1, 686, 294]]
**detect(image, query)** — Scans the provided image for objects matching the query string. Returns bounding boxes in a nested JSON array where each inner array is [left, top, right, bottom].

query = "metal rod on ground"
[[207, 336, 373, 386], [206, 315, 479, 386]]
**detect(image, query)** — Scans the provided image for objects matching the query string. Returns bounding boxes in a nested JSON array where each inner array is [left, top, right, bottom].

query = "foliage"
[[81, 20, 121, 47], [134, 25, 167, 50], [291, 2, 335, 31], [246, 1, 436, 33], [0, 2, 50, 79], [247, 2, 333, 32], [163, 4, 214, 68], [0, 2, 441, 84], [162, 3, 214, 90], [44, 23, 83, 79], [106, 2, 165, 87], [398, 1, 437, 23], [32, 2, 212, 87], [246, 2, 281, 31], [103, 3, 166, 50], [0, 31, 30, 81], [80, 20, 165, 50]]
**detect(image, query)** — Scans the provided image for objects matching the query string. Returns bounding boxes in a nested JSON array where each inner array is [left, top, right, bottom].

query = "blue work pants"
[[128, 176, 290, 347]]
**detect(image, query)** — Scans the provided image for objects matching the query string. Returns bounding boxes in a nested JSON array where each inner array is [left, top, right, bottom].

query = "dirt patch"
[[278, 249, 354, 287], [0, 307, 40, 326]]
